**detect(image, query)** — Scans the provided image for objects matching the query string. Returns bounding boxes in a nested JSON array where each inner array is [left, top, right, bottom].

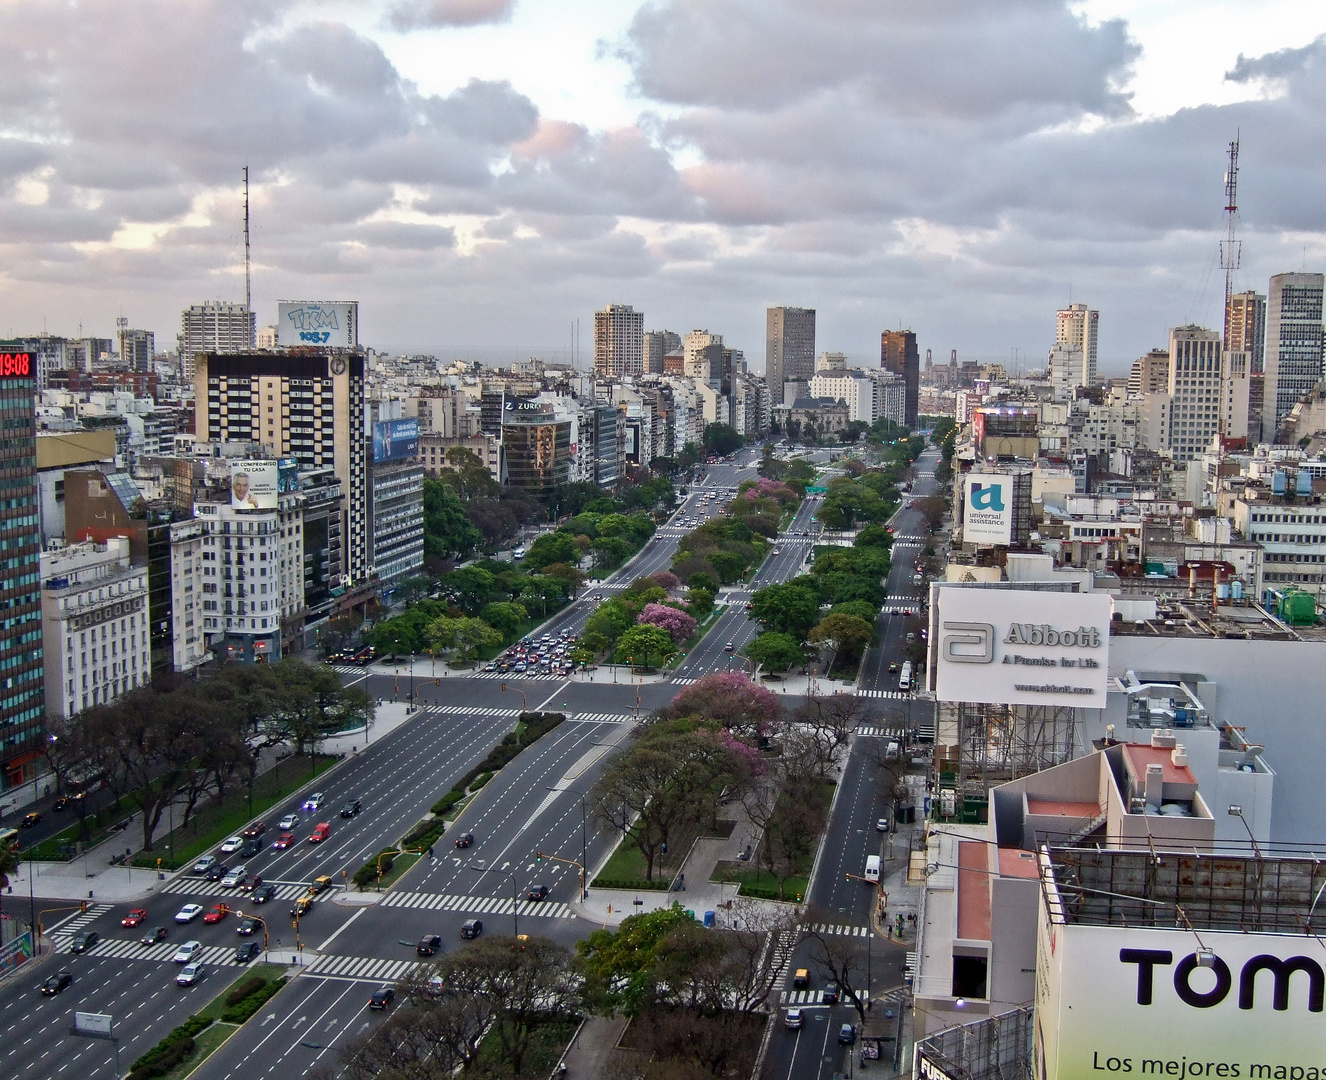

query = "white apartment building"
[[683, 330, 723, 380], [1048, 345, 1088, 402], [809, 369, 875, 423], [41, 537, 151, 721], [170, 518, 209, 673], [1232, 495, 1326, 599], [1055, 302, 1098, 385], [593, 304, 644, 379], [1145, 325, 1231, 465]]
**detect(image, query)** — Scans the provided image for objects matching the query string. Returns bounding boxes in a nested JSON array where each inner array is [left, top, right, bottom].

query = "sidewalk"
[[558, 1016, 628, 1080]]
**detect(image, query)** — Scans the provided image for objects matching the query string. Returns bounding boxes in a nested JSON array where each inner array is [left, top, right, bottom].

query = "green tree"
[[808, 613, 876, 666], [618, 624, 676, 669], [750, 581, 821, 639], [481, 601, 528, 641], [703, 422, 744, 457], [441, 566, 496, 615], [575, 906, 697, 1015], [524, 531, 577, 570], [743, 631, 804, 673], [426, 616, 502, 664], [830, 600, 879, 623], [422, 477, 483, 562], [683, 586, 714, 619]]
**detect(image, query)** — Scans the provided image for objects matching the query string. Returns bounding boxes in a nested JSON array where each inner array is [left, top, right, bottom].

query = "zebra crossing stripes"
[[167, 879, 311, 901], [454, 670, 572, 683], [47, 904, 113, 948], [86, 937, 244, 967], [856, 726, 907, 738], [781, 989, 834, 1005], [807, 922, 872, 938], [856, 690, 911, 700], [380, 891, 574, 920], [423, 705, 523, 719], [304, 954, 421, 983]]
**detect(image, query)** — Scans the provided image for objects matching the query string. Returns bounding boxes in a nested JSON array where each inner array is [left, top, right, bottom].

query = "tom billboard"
[[964, 473, 1014, 545], [276, 301, 358, 348], [931, 588, 1110, 708]]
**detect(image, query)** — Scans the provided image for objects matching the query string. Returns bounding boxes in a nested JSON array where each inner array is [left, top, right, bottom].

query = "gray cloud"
[[1226, 35, 1325, 84], [386, 0, 518, 30]]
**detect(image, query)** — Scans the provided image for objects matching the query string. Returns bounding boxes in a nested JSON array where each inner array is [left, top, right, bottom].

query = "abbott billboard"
[[932, 588, 1110, 707], [963, 473, 1014, 545], [1036, 912, 1326, 1080], [276, 301, 358, 348]]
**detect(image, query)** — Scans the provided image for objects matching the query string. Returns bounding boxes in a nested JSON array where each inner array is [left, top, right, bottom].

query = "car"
[[302, 792, 325, 812], [724, 642, 734, 652], [889, 662, 899, 674], [220, 835, 244, 854], [70, 931, 99, 954], [823, 983, 840, 1004], [838, 1023, 856, 1045], [308, 823, 331, 843], [242, 821, 266, 839], [202, 904, 230, 924], [527, 885, 549, 902], [793, 968, 809, 989], [460, 919, 483, 939], [121, 908, 148, 928], [172, 940, 201, 963], [21, 811, 39, 827], [291, 895, 313, 918], [240, 838, 264, 858], [339, 799, 361, 818], [205, 863, 229, 882], [454, 833, 474, 849], [220, 866, 246, 888], [193, 855, 217, 874], [141, 926, 168, 946], [273, 832, 295, 850], [174, 904, 204, 924], [416, 934, 442, 956], [368, 986, 395, 1010], [41, 970, 73, 996], [784, 1008, 803, 1030], [237, 918, 261, 936], [176, 962, 204, 986], [250, 884, 276, 905], [240, 874, 263, 891], [876, 818, 890, 832], [278, 813, 299, 830], [309, 875, 333, 895], [234, 941, 262, 964]]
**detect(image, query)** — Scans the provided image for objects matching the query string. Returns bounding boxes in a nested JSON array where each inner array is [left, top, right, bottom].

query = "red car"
[[121, 908, 148, 928], [273, 832, 295, 850], [202, 904, 230, 924], [308, 823, 331, 844]]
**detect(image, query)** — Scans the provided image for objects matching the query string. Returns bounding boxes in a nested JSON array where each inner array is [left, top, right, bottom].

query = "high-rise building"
[[1127, 349, 1170, 397], [502, 399, 571, 496], [0, 344, 44, 788], [1055, 304, 1099, 386], [1226, 290, 1266, 372], [180, 302, 255, 380], [368, 415, 424, 591], [643, 330, 679, 375], [765, 307, 816, 405], [593, 304, 644, 379], [118, 328, 155, 372], [880, 329, 920, 426], [683, 330, 724, 380], [193, 351, 369, 586], [1262, 272, 1324, 440], [1148, 325, 1233, 463]]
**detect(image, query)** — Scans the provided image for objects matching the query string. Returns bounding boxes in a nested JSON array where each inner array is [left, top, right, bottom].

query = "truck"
[[898, 661, 912, 692]]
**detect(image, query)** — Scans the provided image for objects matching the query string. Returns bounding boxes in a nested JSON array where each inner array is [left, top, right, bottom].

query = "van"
[[512, 547, 526, 560], [898, 662, 912, 692], [864, 855, 881, 883]]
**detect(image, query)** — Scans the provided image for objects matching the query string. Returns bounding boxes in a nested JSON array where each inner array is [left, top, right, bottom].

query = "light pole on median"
[[546, 786, 590, 900]]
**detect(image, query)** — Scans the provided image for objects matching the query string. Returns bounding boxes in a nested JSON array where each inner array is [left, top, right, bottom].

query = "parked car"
[[70, 931, 99, 954], [176, 962, 204, 986], [121, 908, 148, 928], [234, 942, 261, 964], [41, 970, 73, 996], [172, 940, 201, 963], [174, 904, 204, 924], [876, 818, 890, 832], [140, 927, 168, 946], [460, 919, 483, 939], [308, 823, 331, 844], [368, 986, 395, 1010], [838, 1023, 856, 1045]]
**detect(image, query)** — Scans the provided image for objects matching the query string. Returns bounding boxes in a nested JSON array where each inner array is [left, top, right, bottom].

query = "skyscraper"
[[1226, 290, 1267, 372], [593, 304, 644, 379], [118, 327, 155, 372], [180, 301, 255, 379], [0, 343, 44, 788], [643, 330, 680, 375], [1262, 273, 1324, 440], [1152, 325, 1232, 463], [1056, 304, 1099, 387], [765, 307, 816, 405], [880, 329, 920, 426]]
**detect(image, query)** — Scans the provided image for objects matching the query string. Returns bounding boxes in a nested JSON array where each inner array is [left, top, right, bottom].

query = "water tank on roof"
[[1231, 579, 1244, 601], [1299, 470, 1315, 497], [1273, 471, 1288, 496], [1216, 583, 1230, 601]]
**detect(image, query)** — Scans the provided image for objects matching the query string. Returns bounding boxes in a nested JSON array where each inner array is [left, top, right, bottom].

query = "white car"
[[174, 904, 204, 924], [172, 940, 202, 963], [176, 962, 203, 986], [876, 818, 890, 833], [302, 792, 325, 811], [192, 855, 217, 874], [278, 813, 299, 830], [220, 866, 246, 888], [219, 836, 244, 854]]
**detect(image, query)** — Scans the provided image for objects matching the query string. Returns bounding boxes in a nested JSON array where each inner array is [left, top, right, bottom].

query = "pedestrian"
[[427, 846, 434, 859]]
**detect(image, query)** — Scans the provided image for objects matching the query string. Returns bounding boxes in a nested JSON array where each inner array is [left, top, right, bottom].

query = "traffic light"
[[80, 901, 86, 913], [535, 852, 543, 864]]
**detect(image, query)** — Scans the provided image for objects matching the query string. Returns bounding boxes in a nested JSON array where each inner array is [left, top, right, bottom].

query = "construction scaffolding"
[[915, 1006, 1034, 1080]]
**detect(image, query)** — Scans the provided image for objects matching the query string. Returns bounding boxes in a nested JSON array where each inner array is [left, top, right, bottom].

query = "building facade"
[[502, 401, 571, 496], [643, 330, 679, 376], [880, 329, 920, 426], [593, 304, 644, 379], [1263, 272, 1325, 440], [179, 302, 255, 379], [765, 306, 816, 406], [1055, 303, 1099, 385]]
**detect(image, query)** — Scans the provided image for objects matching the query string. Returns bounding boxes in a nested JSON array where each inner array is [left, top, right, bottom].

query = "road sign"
[[74, 1012, 112, 1038]]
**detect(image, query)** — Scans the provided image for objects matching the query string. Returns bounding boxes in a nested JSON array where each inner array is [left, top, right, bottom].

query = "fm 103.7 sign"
[[931, 588, 1111, 707], [1035, 912, 1326, 1080]]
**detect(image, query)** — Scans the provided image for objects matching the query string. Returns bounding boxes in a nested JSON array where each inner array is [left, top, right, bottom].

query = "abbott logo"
[[942, 621, 993, 664], [969, 482, 1005, 512]]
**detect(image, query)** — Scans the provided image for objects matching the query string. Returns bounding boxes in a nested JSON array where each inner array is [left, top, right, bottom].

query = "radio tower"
[[1220, 135, 1241, 346], [242, 165, 251, 312]]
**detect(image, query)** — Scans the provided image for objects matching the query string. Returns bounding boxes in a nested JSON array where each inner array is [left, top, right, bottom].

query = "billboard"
[[276, 301, 358, 348], [74, 1012, 113, 1038], [1036, 905, 1326, 1080], [964, 473, 1014, 545], [229, 460, 279, 509], [277, 458, 300, 495], [372, 418, 419, 463], [931, 588, 1110, 707], [0, 349, 35, 379]]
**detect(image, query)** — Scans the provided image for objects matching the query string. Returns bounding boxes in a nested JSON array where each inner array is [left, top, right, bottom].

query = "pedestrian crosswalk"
[[807, 922, 873, 938], [767, 929, 797, 984], [85, 937, 249, 967], [380, 891, 575, 920], [47, 904, 112, 948], [781, 989, 836, 1005], [304, 954, 423, 984], [166, 879, 322, 901], [856, 690, 911, 699], [880, 604, 919, 614], [856, 726, 907, 738], [421, 704, 632, 725]]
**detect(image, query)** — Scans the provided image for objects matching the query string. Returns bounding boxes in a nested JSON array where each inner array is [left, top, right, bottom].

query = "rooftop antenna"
[[242, 165, 251, 312], [1220, 135, 1241, 339]]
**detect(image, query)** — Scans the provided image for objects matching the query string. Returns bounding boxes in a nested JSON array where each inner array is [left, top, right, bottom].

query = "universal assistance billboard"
[[276, 301, 358, 348], [1035, 894, 1326, 1080], [931, 588, 1110, 708], [229, 460, 279, 510], [964, 473, 1014, 545]]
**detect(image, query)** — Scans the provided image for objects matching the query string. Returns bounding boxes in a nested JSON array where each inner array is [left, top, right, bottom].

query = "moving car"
[[174, 904, 204, 924], [460, 919, 483, 939], [823, 983, 840, 1003], [793, 968, 809, 989], [220, 866, 246, 888], [339, 798, 361, 818], [527, 885, 549, 902], [278, 813, 299, 830], [302, 792, 325, 811], [202, 904, 229, 925], [220, 835, 244, 854], [724, 642, 734, 652], [290, 895, 313, 918], [308, 823, 331, 844], [242, 821, 266, 839], [192, 855, 217, 874], [240, 874, 262, 891], [784, 1008, 803, 1030], [416, 934, 442, 956], [205, 863, 229, 882], [176, 962, 203, 986], [121, 908, 148, 928], [309, 875, 333, 895], [172, 940, 201, 963], [240, 838, 264, 858], [368, 986, 395, 1010], [272, 832, 295, 850], [250, 884, 276, 905], [838, 1023, 856, 1045], [41, 970, 73, 996], [237, 917, 260, 936], [234, 942, 261, 964], [876, 818, 890, 833], [20, 811, 39, 827], [70, 931, 99, 954], [140, 927, 168, 946], [453, 833, 474, 849]]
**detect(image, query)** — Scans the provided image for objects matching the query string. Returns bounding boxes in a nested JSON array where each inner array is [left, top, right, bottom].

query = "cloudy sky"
[[3, 0, 1326, 375]]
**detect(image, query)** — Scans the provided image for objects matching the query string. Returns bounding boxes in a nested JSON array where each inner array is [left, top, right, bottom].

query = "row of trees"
[[580, 573, 711, 669], [46, 661, 371, 853]]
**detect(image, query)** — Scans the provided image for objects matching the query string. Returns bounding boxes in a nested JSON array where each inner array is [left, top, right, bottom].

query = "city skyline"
[[3, 2, 1326, 374]]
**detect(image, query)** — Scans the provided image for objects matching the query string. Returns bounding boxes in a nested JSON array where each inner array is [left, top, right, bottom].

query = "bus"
[[0, 827, 18, 853], [898, 661, 912, 692]]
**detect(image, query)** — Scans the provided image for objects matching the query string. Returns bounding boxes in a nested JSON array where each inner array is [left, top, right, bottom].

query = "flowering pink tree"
[[638, 603, 697, 644], [668, 672, 783, 735], [649, 571, 681, 592]]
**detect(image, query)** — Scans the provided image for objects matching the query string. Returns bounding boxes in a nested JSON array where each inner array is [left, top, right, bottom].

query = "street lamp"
[[545, 786, 589, 900], [469, 864, 519, 937], [234, 910, 270, 961]]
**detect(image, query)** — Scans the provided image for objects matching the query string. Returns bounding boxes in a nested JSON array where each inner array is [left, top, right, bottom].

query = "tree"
[[637, 603, 697, 644], [683, 585, 714, 618], [744, 631, 803, 673], [426, 616, 502, 664], [665, 673, 782, 736], [618, 624, 676, 669], [422, 477, 483, 563], [703, 422, 744, 457], [913, 495, 947, 532], [542, 561, 588, 597], [750, 581, 821, 639], [480, 601, 528, 641], [576, 906, 697, 1015], [524, 530, 577, 570], [808, 613, 876, 667], [440, 566, 496, 615], [803, 914, 874, 1023]]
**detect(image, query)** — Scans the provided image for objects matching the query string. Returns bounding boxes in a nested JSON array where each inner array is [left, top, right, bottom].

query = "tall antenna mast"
[[1220, 135, 1241, 340], [242, 165, 251, 311]]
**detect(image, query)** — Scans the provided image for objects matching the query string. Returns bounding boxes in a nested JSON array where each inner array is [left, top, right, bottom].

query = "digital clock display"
[[0, 352, 34, 378]]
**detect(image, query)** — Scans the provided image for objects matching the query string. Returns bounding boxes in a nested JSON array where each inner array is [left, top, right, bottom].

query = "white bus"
[[898, 661, 912, 692]]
